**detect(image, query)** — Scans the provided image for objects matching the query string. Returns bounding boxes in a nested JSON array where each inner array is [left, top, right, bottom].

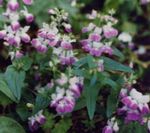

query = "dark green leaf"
[[85, 75, 100, 120], [106, 90, 118, 117], [34, 94, 50, 113], [16, 105, 31, 121], [0, 92, 13, 106], [0, 116, 25, 133]]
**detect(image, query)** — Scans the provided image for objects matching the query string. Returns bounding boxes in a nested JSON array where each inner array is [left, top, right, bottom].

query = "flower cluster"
[[31, 8, 76, 65], [0, 0, 34, 59], [50, 74, 83, 114], [118, 88, 150, 124], [28, 110, 46, 132], [102, 117, 119, 133], [81, 10, 118, 57], [140, 0, 150, 5]]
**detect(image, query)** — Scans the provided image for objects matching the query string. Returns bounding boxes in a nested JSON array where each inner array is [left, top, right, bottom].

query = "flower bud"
[[23, 0, 33, 5], [8, 0, 19, 11], [11, 21, 20, 31], [21, 33, 30, 43], [25, 13, 34, 23], [0, 30, 6, 39]]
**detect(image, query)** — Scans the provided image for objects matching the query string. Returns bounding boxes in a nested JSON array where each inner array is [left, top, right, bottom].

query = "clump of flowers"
[[102, 117, 119, 133], [31, 8, 76, 65], [50, 73, 83, 114], [140, 0, 150, 5], [81, 10, 118, 57], [28, 110, 46, 132], [0, 0, 34, 59], [118, 87, 150, 124]]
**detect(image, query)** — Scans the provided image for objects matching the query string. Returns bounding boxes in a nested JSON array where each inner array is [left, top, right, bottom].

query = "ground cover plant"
[[0, 0, 150, 133]]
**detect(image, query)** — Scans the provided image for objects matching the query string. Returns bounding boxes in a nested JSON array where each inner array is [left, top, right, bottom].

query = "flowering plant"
[[0, 0, 149, 133]]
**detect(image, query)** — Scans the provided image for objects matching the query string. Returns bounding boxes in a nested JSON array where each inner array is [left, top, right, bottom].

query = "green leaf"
[[34, 94, 50, 113], [74, 56, 88, 68], [104, 0, 124, 10], [51, 118, 72, 133], [113, 47, 124, 60], [16, 105, 31, 121], [5, 66, 25, 101], [119, 122, 147, 133], [106, 90, 118, 117], [42, 111, 55, 130], [0, 116, 25, 133], [87, 55, 97, 69], [134, 122, 147, 133], [0, 75, 16, 102], [74, 96, 86, 111], [13, 56, 32, 71], [85, 75, 99, 120], [102, 57, 133, 73], [0, 92, 13, 106], [56, 0, 78, 16]]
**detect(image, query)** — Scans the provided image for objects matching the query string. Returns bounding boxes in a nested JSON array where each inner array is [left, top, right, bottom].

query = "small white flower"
[[113, 121, 119, 132], [118, 32, 132, 43], [148, 120, 150, 131], [136, 46, 146, 55]]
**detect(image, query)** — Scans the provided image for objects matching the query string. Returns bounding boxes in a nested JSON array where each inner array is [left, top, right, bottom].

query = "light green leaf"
[[102, 57, 133, 73], [13, 56, 33, 71], [5, 66, 25, 101], [51, 118, 72, 133], [0, 75, 16, 102]]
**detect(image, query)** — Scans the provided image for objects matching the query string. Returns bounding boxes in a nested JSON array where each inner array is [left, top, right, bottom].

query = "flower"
[[21, 7, 34, 23], [103, 25, 118, 39], [0, 0, 33, 60], [140, 0, 150, 5], [50, 75, 83, 114], [102, 126, 113, 133], [118, 32, 132, 43], [7, 0, 19, 11], [103, 118, 119, 133], [118, 88, 150, 124], [28, 110, 46, 131]]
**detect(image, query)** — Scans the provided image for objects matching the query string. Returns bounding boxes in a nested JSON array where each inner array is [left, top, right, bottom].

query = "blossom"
[[50, 75, 83, 114], [0, 0, 3, 6], [80, 11, 118, 57], [28, 110, 46, 131], [140, 0, 150, 5], [103, 25, 118, 39], [118, 88, 150, 124], [0, 0, 33, 60], [21, 7, 34, 23], [103, 118, 119, 133], [7, 0, 19, 11], [118, 32, 132, 43]]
